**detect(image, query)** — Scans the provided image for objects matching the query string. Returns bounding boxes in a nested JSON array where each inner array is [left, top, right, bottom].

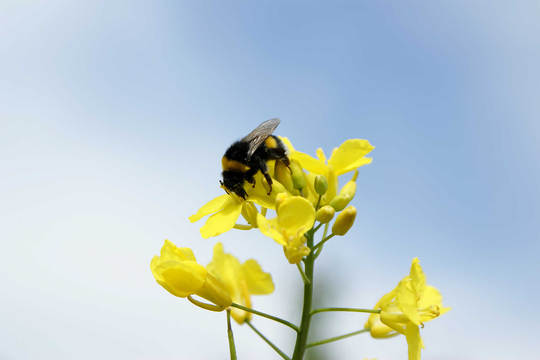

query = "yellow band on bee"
[[264, 136, 278, 149], [222, 157, 251, 172]]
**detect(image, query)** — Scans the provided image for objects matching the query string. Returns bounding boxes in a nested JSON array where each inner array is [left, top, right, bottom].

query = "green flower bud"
[[290, 161, 306, 190], [316, 205, 335, 223], [314, 175, 328, 195], [332, 205, 357, 236]]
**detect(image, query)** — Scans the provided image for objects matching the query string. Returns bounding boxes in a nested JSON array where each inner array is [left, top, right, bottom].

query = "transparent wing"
[[242, 118, 280, 160]]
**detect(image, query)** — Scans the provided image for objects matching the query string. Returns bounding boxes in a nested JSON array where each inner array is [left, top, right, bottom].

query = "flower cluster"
[[149, 132, 450, 360], [189, 137, 374, 263]]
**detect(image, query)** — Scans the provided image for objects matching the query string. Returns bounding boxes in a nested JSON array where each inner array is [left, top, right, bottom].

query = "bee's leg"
[[257, 159, 273, 195], [245, 169, 257, 187]]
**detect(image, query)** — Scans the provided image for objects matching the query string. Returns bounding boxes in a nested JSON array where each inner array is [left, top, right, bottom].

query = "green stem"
[[314, 223, 328, 259], [310, 307, 380, 316], [315, 194, 322, 210], [312, 222, 323, 233], [291, 230, 315, 359], [312, 234, 335, 251], [246, 320, 291, 360], [226, 310, 237, 360], [230, 303, 298, 332], [296, 263, 310, 285], [306, 328, 369, 348]]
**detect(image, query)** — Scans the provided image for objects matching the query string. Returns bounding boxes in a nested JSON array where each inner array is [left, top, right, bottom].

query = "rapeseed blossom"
[[150, 240, 274, 321], [207, 243, 274, 323], [257, 194, 316, 264], [189, 172, 288, 238], [150, 240, 232, 309], [280, 137, 373, 206], [365, 258, 450, 360]]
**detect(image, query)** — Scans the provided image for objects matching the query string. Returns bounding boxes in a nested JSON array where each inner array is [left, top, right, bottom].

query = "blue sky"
[[2, 1, 539, 359]]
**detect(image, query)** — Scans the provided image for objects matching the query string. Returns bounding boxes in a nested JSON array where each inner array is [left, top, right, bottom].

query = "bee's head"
[[221, 171, 247, 199]]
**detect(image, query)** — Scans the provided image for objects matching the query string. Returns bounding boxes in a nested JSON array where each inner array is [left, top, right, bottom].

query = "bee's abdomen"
[[222, 156, 250, 172]]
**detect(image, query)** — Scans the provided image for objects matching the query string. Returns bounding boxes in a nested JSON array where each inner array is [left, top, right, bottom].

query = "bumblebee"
[[221, 118, 290, 199]]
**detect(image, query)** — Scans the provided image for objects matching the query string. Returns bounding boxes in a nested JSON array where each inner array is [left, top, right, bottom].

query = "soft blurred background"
[[2, 1, 539, 359]]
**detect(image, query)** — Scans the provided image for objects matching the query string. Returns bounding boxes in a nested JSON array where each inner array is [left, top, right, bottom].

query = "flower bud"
[[316, 205, 335, 223], [329, 170, 358, 211], [332, 205, 357, 236], [274, 160, 295, 193], [314, 175, 328, 195], [290, 161, 306, 190]]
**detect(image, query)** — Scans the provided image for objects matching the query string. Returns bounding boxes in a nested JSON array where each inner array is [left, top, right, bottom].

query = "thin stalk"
[[226, 310, 237, 360], [315, 194, 322, 210], [296, 263, 310, 285], [310, 307, 380, 316], [230, 303, 298, 332], [246, 320, 291, 360], [312, 222, 323, 233], [291, 230, 315, 360], [312, 234, 335, 251], [314, 223, 328, 259], [306, 328, 369, 348]]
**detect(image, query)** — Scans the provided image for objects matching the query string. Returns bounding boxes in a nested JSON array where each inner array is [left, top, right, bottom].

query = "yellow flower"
[[189, 172, 288, 238], [280, 137, 374, 205], [257, 195, 315, 264], [150, 241, 274, 323], [365, 258, 450, 360], [150, 240, 232, 309], [207, 243, 274, 324]]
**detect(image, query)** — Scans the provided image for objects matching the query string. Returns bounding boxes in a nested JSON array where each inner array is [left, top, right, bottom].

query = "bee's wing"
[[242, 118, 280, 160]]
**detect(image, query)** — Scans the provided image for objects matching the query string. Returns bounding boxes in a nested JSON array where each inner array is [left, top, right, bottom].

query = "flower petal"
[[277, 196, 315, 235], [207, 243, 242, 297], [404, 323, 423, 360], [153, 260, 208, 297], [160, 239, 197, 262], [397, 277, 422, 326], [189, 194, 231, 223], [409, 258, 426, 298], [328, 139, 374, 175], [241, 259, 274, 295], [257, 213, 287, 245], [199, 200, 242, 238]]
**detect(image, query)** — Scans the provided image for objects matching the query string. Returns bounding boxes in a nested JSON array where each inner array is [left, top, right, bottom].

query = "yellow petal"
[[189, 194, 231, 223], [257, 213, 287, 245], [404, 323, 423, 360], [328, 139, 374, 175], [316, 148, 327, 163], [396, 277, 421, 326], [365, 313, 397, 338], [195, 272, 232, 308], [207, 243, 242, 297], [283, 235, 310, 264], [292, 151, 328, 174], [246, 173, 288, 210], [409, 258, 426, 298], [276, 196, 315, 235], [160, 239, 197, 262], [241, 259, 275, 295], [153, 260, 208, 297], [200, 200, 242, 238]]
